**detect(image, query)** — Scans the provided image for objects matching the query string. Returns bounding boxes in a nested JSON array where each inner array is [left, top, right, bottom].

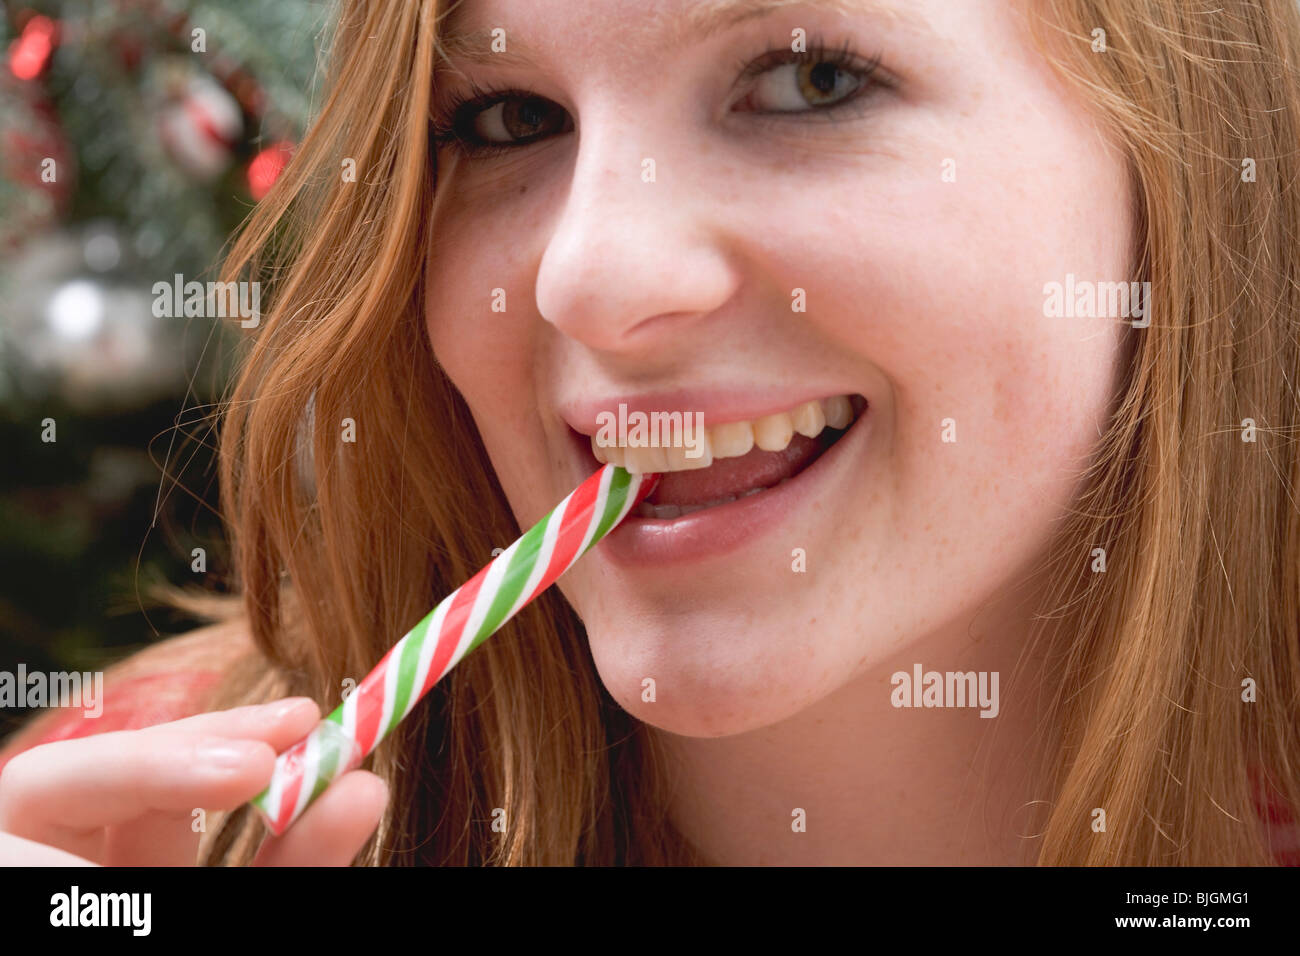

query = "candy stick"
[[248, 463, 658, 836]]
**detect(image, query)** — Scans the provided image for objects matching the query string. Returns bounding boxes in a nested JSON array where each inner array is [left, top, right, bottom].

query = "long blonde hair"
[[194, 0, 1300, 864]]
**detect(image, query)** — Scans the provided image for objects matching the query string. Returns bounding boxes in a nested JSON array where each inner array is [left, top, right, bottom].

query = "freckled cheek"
[[423, 242, 536, 425], [425, 293, 543, 497], [836, 252, 1119, 488], [916, 326, 1116, 464], [834, 175, 1121, 421], [426, 309, 537, 446]]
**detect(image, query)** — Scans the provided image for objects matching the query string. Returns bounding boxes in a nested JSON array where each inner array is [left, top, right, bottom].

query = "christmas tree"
[[0, 0, 324, 735]]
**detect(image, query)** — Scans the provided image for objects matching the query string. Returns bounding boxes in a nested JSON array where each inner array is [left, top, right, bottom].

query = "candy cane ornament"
[[249, 463, 658, 836]]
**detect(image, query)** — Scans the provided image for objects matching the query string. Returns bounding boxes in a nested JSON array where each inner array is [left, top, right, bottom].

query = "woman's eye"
[[729, 42, 886, 118], [463, 95, 570, 146], [740, 59, 866, 113], [433, 45, 883, 156]]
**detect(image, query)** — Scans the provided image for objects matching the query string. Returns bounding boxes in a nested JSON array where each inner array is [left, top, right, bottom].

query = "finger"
[[0, 831, 98, 867], [253, 771, 387, 867], [0, 697, 319, 837], [95, 699, 327, 867], [0, 700, 318, 847], [0, 732, 279, 855], [139, 697, 322, 747], [102, 809, 205, 867]]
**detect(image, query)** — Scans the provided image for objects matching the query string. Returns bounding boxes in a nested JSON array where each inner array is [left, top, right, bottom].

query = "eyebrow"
[[435, 0, 930, 68], [681, 0, 926, 37]]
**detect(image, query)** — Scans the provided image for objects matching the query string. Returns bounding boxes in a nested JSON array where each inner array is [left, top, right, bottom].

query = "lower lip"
[[600, 411, 872, 566]]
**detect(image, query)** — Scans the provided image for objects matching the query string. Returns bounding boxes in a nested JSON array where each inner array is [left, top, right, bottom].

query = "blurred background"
[[0, 0, 330, 739]]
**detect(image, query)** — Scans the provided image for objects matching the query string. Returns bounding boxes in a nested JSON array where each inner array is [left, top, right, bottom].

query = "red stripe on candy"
[[274, 739, 308, 833], [421, 565, 489, 694], [524, 470, 604, 606], [633, 473, 661, 505], [352, 645, 400, 754]]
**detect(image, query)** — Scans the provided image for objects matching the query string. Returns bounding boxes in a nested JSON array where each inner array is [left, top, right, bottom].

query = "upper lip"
[[558, 387, 859, 437]]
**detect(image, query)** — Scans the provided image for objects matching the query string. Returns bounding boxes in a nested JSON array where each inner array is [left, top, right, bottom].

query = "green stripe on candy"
[[383, 613, 431, 738], [465, 466, 631, 657], [307, 734, 339, 804], [467, 504, 555, 655], [585, 465, 632, 556], [304, 718, 362, 804]]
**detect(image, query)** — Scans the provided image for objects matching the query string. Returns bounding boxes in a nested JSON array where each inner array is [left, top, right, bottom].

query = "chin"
[[583, 609, 846, 738]]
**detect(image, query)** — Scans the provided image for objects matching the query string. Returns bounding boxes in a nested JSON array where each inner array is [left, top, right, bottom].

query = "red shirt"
[[0, 670, 222, 777]]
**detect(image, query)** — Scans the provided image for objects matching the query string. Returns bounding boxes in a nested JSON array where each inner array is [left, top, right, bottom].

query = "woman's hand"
[[0, 698, 387, 866]]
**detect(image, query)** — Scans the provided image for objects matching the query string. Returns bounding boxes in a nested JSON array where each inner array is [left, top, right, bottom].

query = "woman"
[[2, 0, 1298, 865]]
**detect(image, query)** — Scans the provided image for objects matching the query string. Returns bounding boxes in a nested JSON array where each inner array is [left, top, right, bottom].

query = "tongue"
[[648, 433, 828, 506]]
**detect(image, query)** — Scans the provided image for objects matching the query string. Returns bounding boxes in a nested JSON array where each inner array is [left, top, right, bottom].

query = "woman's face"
[[425, 0, 1130, 736]]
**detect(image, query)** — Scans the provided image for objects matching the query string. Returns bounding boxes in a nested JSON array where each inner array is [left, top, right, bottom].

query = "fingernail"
[[199, 740, 264, 769], [269, 697, 315, 720]]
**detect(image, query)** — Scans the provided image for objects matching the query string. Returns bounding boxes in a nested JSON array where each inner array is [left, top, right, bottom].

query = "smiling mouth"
[[587, 395, 868, 519]]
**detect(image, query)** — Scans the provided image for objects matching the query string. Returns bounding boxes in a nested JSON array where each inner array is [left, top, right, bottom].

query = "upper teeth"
[[590, 395, 857, 473]]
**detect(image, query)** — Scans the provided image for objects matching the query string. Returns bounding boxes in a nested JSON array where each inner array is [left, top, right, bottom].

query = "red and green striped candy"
[[249, 463, 658, 836]]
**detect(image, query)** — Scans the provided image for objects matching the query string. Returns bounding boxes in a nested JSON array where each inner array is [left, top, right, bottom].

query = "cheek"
[[883, 139, 1129, 508], [423, 235, 564, 532], [424, 233, 537, 434], [728, 105, 1130, 574], [424, 150, 556, 405], [873, 200, 1126, 565]]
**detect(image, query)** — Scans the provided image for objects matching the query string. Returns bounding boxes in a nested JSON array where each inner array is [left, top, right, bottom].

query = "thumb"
[[252, 771, 388, 867]]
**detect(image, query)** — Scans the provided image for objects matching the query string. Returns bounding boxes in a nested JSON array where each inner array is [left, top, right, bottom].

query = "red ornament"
[[247, 140, 293, 200], [156, 72, 243, 180], [114, 31, 146, 73], [9, 14, 58, 81]]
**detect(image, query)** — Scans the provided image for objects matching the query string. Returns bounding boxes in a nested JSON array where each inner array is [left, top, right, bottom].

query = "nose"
[[534, 112, 737, 354]]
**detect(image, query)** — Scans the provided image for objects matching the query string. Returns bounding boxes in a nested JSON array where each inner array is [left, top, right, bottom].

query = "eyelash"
[[733, 35, 885, 109], [431, 79, 549, 159], [430, 36, 888, 159]]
